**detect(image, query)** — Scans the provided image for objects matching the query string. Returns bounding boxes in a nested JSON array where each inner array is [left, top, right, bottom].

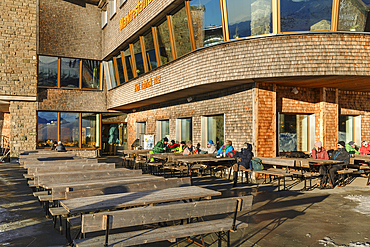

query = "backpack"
[[226, 150, 239, 158], [251, 158, 264, 171]]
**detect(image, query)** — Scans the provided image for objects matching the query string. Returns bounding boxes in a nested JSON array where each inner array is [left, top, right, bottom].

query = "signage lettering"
[[120, 0, 154, 30], [135, 75, 161, 92]]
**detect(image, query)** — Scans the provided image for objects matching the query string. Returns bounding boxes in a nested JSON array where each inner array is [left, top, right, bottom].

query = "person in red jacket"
[[359, 141, 370, 155], [312, 141, 329, 186]]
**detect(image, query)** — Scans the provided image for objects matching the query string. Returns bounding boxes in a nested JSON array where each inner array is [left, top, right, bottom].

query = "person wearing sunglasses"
[[327, 141, 350, 188], [360, 141, 370, 155]]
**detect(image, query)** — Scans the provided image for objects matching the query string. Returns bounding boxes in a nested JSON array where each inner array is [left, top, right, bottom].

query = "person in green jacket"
[[345, 141, 359, 154], [148, 137, 169, 162]]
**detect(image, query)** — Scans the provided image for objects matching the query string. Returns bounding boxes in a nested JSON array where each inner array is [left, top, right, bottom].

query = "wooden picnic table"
[[123, 149, 150, 155], [60, 186, 221, 215]]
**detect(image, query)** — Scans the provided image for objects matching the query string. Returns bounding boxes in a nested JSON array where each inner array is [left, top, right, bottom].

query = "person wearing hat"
[[345, 141, 359, 154], [312, 141, 329, 185], [55, 141, 66, 152], [199, 140, 217, 154], [360, 141, 370, 155], [327, 141, 350, 188], [183, 140, 194, 155], [232, 142, 253, 187]]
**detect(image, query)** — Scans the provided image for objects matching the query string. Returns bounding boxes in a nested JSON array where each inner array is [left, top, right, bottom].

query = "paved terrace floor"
[[1, 160, 370, 247]]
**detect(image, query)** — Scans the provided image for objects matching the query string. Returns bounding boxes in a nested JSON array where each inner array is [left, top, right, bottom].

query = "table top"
[[123, 150, 150, 155], [176, 157, 234, 163], [60, 186, 221, 214], [353, 154, 370, 161]]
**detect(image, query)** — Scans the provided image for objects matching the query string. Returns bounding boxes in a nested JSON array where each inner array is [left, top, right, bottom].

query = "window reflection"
[[82, 113, 97, 148], [82, 60, 100, 89], [144, 31, 158, 70], [60, 58, 80, 87], [116, 55, 125, 85], [280, 0, 332, 32], [123, 47, 134, 80], [181, 118, 192, 142], [190, 0, 224, 47], [133, 40, 145, 76], [37, 112, 58, 148], [207, 115, 224, 149], [338, 0, 370, 32], [108, 60, 117, 88], [60, 112, 79, 147], [157, 20, 173, 64], [38, 56, 58, 87], [226, 0, 272, 39], [172, 5, 192, 57], [279, 114, 309, 152]]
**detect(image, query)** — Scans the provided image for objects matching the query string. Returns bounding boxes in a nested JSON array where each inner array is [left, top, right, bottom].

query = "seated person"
[[199, 140, 217, 154], [152, 137, 169, 154], [311, 141, 329, 185], [183, 141, 194, 155], [55, 141, 66, 152], [194, 143, 201, 154], [329, 141, 350, 188], [232, 142, 253, 186], [173, 141, 185, 153], [50, 141, 58, 151], [360, 141, 370, 155], [169, 140, 179, 150], [345, 141, 359, 154], [217, 140, 233, 157]]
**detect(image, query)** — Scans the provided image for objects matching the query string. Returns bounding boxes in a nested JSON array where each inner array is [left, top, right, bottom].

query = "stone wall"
[[0, 0, 37, 97], [38, 0, 102, 60], [9, 101, 37, 157]]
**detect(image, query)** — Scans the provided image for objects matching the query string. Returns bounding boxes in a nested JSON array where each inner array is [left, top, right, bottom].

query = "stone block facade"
[[38, 0, 102, 60]]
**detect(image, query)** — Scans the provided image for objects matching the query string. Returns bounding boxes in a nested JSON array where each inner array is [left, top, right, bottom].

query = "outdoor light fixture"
[[132, 109, 136, 113], [291, 88, 299, 95], [187, 97, 193, 102]]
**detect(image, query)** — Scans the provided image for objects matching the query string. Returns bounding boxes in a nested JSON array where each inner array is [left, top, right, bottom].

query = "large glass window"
[[279, 114, 312, 153], [82, 60, 100, 89], [60, 112, 79, 147], [202, 115, 224, 148], [38, 56, 58, 87], [108, 60, 117, 88], [190, 0, 224, 47], [133, 40, 145, 76], [157, 20, 173, 65], [60, 58, 80, 88], [116, 54, 125, 85], [82, 113, 98, 148], [338, 115, 361, 144], [123, 47, 134, 81], [136, 122, 147, 148], [226, 0, 272, 39], [144, 31, 158, 70], [156, 120, 170, 142], [37, 112, 58, 148], [280, 0, 332, 32], [172, 6, 193, 57], [176, 118, 192, 142], [338, 0, 370, 32]]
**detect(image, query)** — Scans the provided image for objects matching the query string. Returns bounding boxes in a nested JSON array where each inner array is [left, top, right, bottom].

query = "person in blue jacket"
[[217, 140, 233, 156]]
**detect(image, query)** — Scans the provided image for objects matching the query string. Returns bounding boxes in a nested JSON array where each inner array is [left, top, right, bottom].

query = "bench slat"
[[49, 207, 69, 216], [82, 195, 252, 233], [28, 163, 114, 175], [75, 219, 248, 247]]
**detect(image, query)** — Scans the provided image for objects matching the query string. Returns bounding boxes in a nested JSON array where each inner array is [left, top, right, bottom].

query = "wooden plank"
[[39, 195, 52, 202], [34, 169, 142, 187], [82, 195, 252, 233], [51, 175, 165, 200], [256, 157, 296, 167], [75, 219, 248, 247], [64, 177, 191, 200], [23, 174, 34, 179], [60, 186, 221, 214], [33, 191, 49, 197], [49, 207, 69, 217], [30, 163, 115, 175], [24, 159, 98, 168]]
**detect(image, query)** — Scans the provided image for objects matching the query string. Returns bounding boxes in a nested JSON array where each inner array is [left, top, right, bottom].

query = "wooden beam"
[[167, 15, 177, 60], [140, 36, 149, 73], [185, 1, 196, 50], [152, 27, 162, 67], [120, 51, 129, 83], [129, 44, 138, 78]]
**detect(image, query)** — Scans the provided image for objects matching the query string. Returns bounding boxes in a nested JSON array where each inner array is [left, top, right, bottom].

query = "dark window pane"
[[38, 56, 58, 87], [338, 0, 370, 32], [37, 112, 58, 148], [108, 60, 117, 88], [279, 114, 309, 152], [82, 60, 100, 89], [124, 47, 134, 80], [226, 0, 272, 39], [82, 113, 97, 148], [190, 0, 224, 47], [60, 58, 80, 87], [172, 5, 192, 57], [60, 112, 79, 147], [157, 20, 173, 65], [133, 40, 145, 76], [144, 31, 158, 70], [281, 0, 332, 32], [116, 55, 125, 84]]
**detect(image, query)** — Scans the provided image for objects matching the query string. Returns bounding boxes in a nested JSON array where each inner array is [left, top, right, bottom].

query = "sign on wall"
[[135, 75, 161, 92]]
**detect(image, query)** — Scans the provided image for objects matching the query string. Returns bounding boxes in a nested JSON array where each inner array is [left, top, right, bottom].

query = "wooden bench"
[[26, 162, 112, 175], [74, 195, 253, 247], [267, 168, 319, 191], [337, 168, 358, 187], [244, 169, 292, 191], [23, 158, 98, 168]]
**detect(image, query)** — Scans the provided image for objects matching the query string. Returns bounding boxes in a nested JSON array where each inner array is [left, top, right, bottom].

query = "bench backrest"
[[34, 169, 142, 186], [29, 163, 114, 175], [81, 195, 253, 233], [64, 177, 191, 199]]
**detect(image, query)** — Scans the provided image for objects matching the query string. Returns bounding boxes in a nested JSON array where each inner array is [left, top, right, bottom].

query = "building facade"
[[1, 0, 370, 157]]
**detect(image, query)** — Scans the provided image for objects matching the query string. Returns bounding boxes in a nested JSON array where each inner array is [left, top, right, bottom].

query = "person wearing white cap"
[[360, 141, 370, 155]]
